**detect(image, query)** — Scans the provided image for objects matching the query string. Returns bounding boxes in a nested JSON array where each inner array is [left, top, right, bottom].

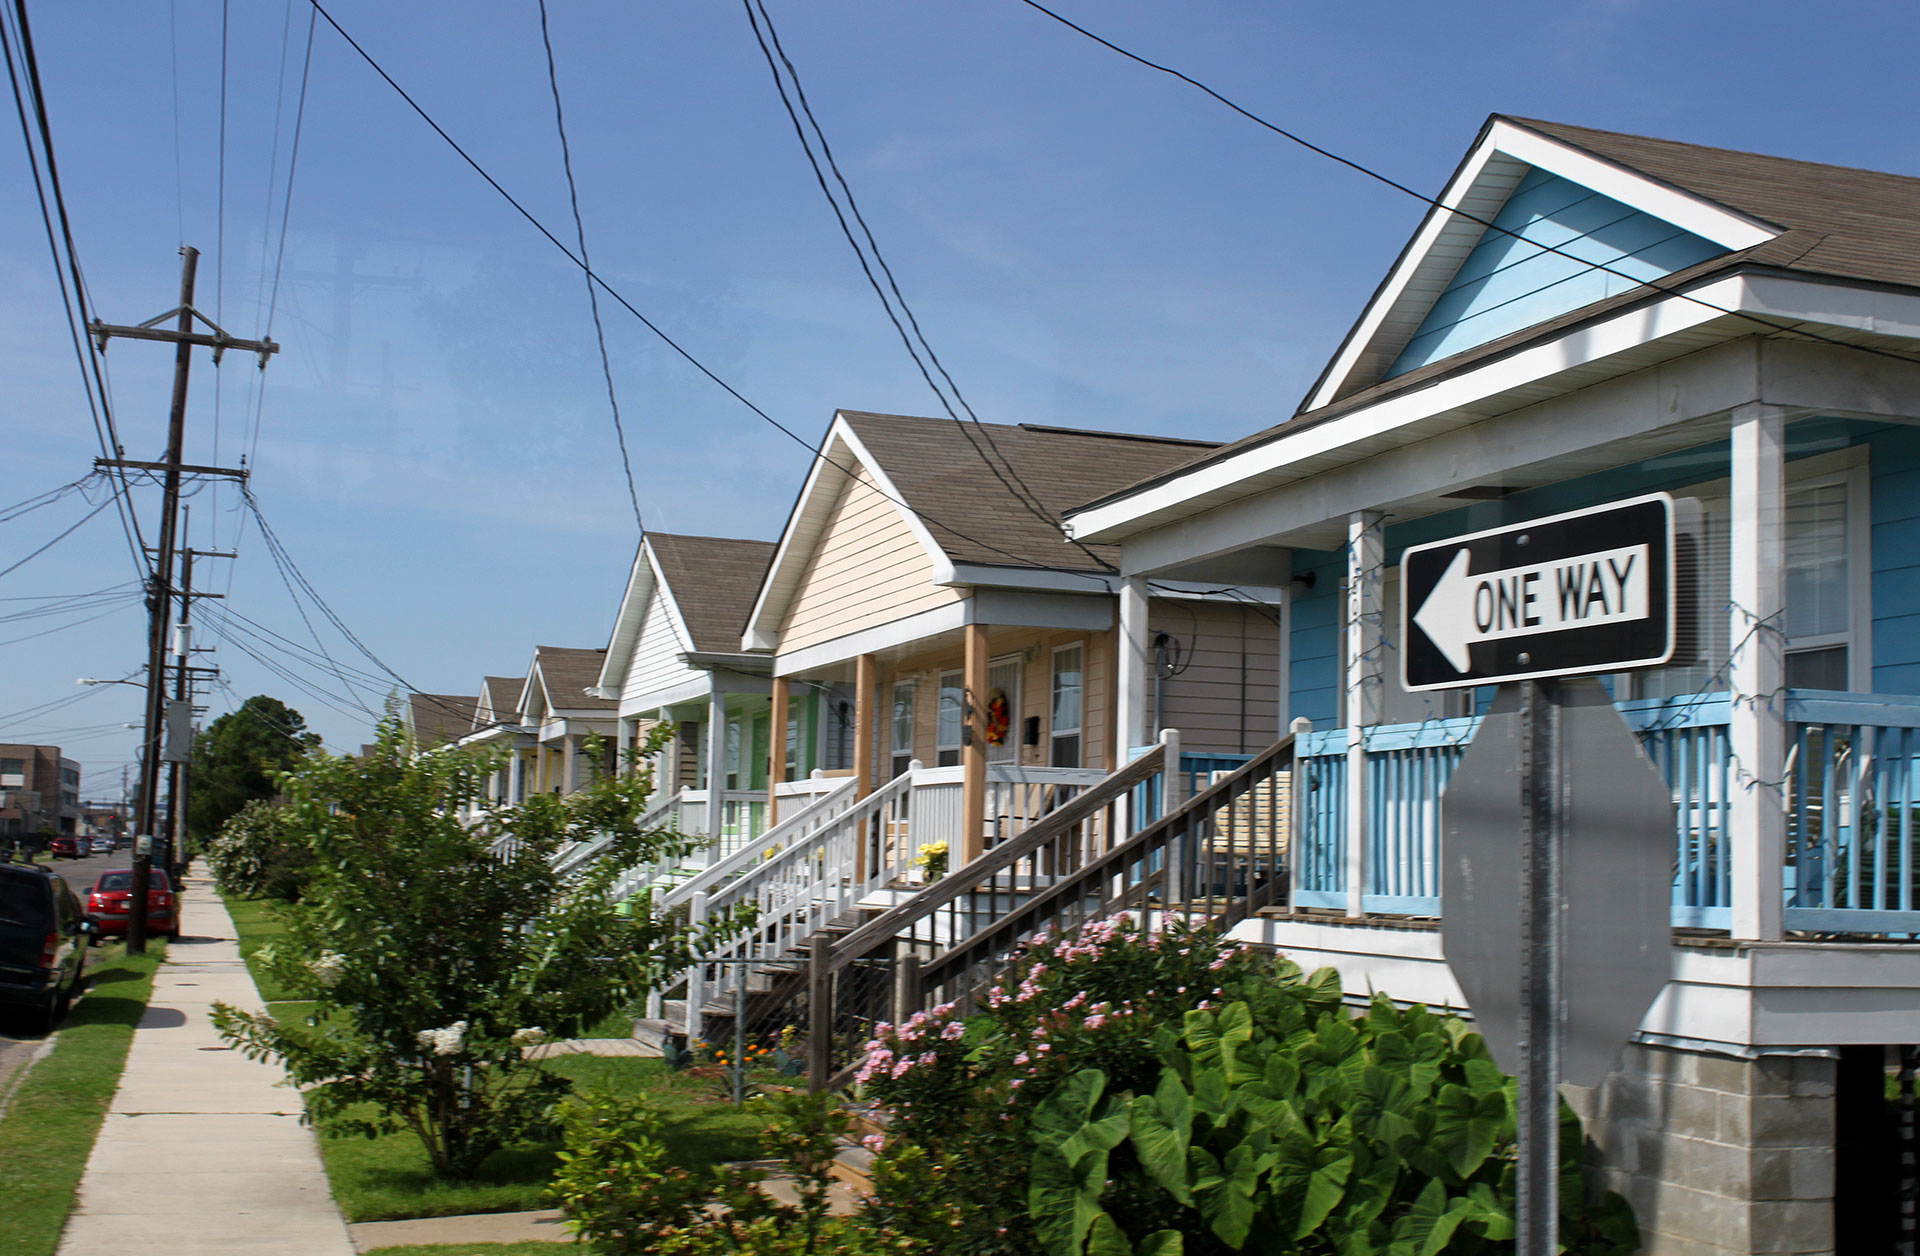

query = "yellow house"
[[743, 410, 1288, 864]]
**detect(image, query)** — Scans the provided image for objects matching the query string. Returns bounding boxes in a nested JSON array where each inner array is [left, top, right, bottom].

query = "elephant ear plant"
[[857, 916, 1639, 1256], [211, 721, 744, 1179]]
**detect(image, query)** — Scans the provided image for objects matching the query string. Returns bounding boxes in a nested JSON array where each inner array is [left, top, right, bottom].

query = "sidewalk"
[[57, 862, 356, 1256]]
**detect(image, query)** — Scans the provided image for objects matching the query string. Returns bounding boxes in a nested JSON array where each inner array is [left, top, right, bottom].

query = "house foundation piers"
[[1566, 1043, 1838, 1256]]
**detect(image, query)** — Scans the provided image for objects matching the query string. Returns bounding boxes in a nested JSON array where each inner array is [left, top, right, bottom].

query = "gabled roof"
[[647, 534, 778, 652], [529, 646, 616, 717], [1068, 114, 1920, 539], [406, 693, 475, 748], [596, 533, 777, 694], [476, 676, 526, 729], [747, 411, 1218, 645]]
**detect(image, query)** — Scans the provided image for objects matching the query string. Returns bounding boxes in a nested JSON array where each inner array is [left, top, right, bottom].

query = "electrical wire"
[[0, 490, 121, 582], [1017, 0, 1920, 381], [741, 0, 1105, 570], [300, 0, 1093, 584], [1, 0, 150, 581], [535, 0, 643, 536]]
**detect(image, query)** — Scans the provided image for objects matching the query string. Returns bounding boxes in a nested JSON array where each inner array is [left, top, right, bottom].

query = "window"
[[936, 670, 963, 767], [1050, 645, 1083, 767], [724, 717, 743, 791], [1638, 451, 1865, 697], [891, 680, 916, 778]]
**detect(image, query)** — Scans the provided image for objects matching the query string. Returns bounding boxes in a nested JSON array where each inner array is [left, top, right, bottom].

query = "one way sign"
[[1400, 493, 1688, 692]]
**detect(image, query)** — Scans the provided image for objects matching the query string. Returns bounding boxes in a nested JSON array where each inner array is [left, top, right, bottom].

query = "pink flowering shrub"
[[853, 916, 1637, 1256]]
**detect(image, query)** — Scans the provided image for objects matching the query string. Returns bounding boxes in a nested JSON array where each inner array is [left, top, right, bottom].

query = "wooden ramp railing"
[[808, 732, 1294, 1088]]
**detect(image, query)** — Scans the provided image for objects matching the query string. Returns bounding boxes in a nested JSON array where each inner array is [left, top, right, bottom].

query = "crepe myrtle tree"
[[214, 720, 736, 1178]]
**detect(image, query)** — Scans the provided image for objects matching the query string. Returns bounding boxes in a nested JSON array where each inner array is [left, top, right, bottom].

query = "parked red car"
[[82, 869, 179, 942], [48, 836, 82, 860]]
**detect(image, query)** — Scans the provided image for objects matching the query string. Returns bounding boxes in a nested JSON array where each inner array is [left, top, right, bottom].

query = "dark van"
[[0, 862, 93, 1032]]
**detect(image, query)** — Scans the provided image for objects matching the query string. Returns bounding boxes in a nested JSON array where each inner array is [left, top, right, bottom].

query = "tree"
[[187, 695, 320, 842], [212, 721, 737, 1178]]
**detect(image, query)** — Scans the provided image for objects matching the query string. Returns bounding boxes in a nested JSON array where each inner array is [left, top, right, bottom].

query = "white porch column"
[[1276, 587, 1293, 739], [1116, 575, 1150, 757], [706, 681, 731, 840], [1730, 403, 1788, 942], [1345, 511, 1384, 918]]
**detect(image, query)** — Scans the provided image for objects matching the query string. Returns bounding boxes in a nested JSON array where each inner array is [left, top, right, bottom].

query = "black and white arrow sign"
[[1400, 494, 1683, 691]]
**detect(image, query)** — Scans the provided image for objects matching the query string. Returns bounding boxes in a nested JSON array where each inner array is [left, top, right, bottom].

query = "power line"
[[1, 0, 151, 580], [0, 489, 121, 582], [741, 0, 1099, 569], [1017, 0, 1920, 380], [301, 0, 1116, 584], [535, 0, 643, 536]]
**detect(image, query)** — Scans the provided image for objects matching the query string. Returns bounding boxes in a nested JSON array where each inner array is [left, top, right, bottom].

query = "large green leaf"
[[1198, 1141, 1264, 1248], [1085, 1212, 1131, 1256], [1135, 1230, 1184, 1256], [1031, 1144, 1114, 1256], [1430, 1083, 1505, 1178], [1293, 1140, 1354, 1239], [1131, 1090, 1195, 1204]]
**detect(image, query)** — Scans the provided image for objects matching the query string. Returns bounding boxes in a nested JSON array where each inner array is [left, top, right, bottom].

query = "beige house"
[[744, 410, 1286, 863], [503, 646, 618, 799]]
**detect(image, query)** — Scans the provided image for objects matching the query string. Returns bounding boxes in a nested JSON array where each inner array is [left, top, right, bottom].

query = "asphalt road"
[[0, 846, 153, 1099]]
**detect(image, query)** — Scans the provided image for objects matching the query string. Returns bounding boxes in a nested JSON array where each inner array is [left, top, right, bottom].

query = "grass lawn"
[[220, 890, 300, 1001], [0, 944, 163, 1256], [217, 891, 766, 1223], [319, 1053, 770, 1222]]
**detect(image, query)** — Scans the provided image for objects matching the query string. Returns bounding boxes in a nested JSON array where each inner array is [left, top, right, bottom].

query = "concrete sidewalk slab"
[[347, 1208, 571, 1251], [56, 865, 355, 1256]]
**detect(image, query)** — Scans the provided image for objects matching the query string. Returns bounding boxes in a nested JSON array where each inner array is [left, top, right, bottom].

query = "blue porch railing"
[[1291, 689, 1920, 936], [1128, 750, 1256, 825]]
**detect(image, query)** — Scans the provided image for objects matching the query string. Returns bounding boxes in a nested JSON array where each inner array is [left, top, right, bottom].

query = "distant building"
[[0, 745, 81, 837]]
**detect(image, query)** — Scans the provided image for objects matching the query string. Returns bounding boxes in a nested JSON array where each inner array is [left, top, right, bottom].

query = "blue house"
[[1067, 116, 1920, 1255]]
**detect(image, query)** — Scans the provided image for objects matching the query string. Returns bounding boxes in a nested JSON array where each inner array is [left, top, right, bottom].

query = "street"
[[0, 847, 153, 1099]]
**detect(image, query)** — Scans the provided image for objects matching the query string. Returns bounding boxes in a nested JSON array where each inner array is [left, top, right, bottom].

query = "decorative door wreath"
[[984, 688, 1012, 746]]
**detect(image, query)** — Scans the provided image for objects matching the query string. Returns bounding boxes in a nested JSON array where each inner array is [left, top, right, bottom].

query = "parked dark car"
[[0, 862, 93, 1031], [48, 835, 82, 860], [83, 869, 179, 942]]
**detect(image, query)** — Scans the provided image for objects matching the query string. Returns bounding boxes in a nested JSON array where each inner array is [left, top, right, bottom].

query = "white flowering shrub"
[[213, 720, 742, 1179]]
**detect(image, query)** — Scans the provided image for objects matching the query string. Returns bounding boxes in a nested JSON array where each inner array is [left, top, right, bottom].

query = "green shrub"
[[854, 915, 1638, 1256], [551, 1087, 926, 1255]]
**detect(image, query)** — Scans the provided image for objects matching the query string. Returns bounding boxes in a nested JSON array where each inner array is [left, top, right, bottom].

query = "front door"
[[985, 657, 1021, 765]]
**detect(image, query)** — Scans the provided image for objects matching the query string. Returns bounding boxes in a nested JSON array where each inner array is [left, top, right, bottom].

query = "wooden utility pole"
[[93, 246, 275, 953]]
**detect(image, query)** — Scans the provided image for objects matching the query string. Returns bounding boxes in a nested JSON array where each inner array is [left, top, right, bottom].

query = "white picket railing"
[[643, 776, 860, 913], [546, 788, 689, 881]]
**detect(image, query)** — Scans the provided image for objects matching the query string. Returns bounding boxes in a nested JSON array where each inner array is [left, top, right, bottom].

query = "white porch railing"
[[548, 788, 689, 881], [677, 789, 770, 857], [649, 776, 861, 914], [666, 761, 1115, 1039]]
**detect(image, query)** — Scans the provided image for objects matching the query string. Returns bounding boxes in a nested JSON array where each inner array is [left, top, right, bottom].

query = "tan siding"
[[1151, 602, 1282, 756], [780, 468, 962, 654]]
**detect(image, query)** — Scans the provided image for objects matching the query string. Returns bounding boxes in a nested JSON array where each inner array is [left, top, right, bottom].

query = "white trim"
[[1069, 275, 1920, 549], [936, 666, 964, 767], [1305, 118, 1777, 413], [771, 601, 970, 677], [744, 414, 959, 649], [944, 562, 1114, 593], [626, 674, 716, 714]]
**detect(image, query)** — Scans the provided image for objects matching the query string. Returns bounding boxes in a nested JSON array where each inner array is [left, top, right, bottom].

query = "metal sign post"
[[1515, 678, 1562, 1256], [1418, 493, 1691, 1254]]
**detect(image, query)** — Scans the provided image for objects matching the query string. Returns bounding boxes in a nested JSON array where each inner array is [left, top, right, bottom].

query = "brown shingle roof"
[[1072, 115, 1920, 517], [533, 646, 616, 712], [407, 693, 474, 747], [647, 533, 777, 654], [478, 676, 525, 727], [839, 412, 1218, 571]]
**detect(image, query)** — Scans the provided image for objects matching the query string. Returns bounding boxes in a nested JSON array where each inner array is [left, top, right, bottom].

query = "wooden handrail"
[[916, 734, 1296, 991], [824, 743, 1169, 975]]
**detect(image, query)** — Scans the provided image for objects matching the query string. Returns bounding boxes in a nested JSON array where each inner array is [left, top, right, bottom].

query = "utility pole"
[[162, 533, 232, 884], [93, 245, 275, 954]]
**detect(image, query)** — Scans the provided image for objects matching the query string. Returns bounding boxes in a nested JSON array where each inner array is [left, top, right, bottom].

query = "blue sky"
[[4, 0, 1919, 792]]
